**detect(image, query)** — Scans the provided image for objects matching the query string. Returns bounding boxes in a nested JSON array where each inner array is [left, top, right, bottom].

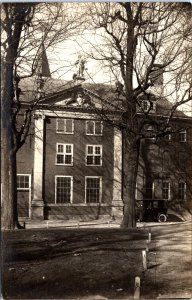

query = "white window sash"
[[162, 180, 170, 200], [17, 174, 31, 190], [85, 145, 102, 166], [179, 130, 186, 142], [164, 127, 172, 141], [56, 119, 74, 134], [85, 176, 102, 204], [86, 121, 103, 136], [55, 176, 73, 204], [56, 143, 73, 165]]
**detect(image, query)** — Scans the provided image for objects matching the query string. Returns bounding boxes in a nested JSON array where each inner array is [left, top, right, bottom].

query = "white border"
[[56, 118, 74, 135], [55, 175, 73, 204], [179, 129, 187, 142], [85, 144, 102, 166], [85, 120, 103, 136], [56, 143, 73, 166], [85, 176, 102, 204], [162, 179, 170, 200], [17, 174, 31, 218]]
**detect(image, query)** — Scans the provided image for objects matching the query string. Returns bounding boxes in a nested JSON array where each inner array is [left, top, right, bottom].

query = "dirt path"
[[142, 221, 192, 299]]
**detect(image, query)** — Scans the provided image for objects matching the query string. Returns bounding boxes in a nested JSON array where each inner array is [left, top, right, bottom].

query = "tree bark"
[[121, 128, 140, 228], [1, 4, 33, 230], [1, 63, 18, 230]]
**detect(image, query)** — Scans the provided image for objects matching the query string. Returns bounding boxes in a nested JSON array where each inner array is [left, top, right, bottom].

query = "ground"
[[142, 221, 192, 299], [1, 221, 192, 299]]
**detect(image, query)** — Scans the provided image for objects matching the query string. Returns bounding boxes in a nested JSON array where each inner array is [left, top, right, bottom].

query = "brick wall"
[[44, 116, 114, 220]]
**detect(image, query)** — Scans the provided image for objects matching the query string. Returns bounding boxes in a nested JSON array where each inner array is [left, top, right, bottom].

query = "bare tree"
[[1, 3, 85, 230], [84, 3, 192, 227]]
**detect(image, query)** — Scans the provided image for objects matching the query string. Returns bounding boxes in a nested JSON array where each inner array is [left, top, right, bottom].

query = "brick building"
[[16, 59, 192, 222], [17, 81, 123, 221]]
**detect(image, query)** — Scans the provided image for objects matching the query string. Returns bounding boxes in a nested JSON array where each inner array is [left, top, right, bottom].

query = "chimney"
[[149, 64, 164, 97]]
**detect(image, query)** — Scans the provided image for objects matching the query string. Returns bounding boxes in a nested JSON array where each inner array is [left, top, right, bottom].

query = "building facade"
[[16, 80, 192, 222], [17, 83, 123, 221]]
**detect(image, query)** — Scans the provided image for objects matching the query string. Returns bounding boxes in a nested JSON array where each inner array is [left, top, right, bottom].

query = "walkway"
[[142, 221, 192, 299]]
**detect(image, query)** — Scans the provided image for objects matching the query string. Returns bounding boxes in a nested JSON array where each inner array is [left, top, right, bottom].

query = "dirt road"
[[142, 221, 192, 299]]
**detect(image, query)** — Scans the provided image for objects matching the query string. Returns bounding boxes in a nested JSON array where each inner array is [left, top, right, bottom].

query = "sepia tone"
[[1, 2, 192, 299]]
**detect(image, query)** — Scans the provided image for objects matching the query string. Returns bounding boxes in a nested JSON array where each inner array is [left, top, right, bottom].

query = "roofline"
[[37, 83, 82, 103], [26, 85, 122, 112], [137, 112, 192, 122], [19, 101, 192, 122], [19, 102, 123, 115]]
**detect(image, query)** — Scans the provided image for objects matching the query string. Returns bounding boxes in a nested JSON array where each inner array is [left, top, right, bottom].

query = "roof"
[[19, 77, 191, 120]]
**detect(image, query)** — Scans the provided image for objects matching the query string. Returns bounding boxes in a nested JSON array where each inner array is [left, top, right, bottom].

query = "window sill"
[[56, 164, 74, 166], [56, 132, 74, 135], [85, 164, 102, 167], [48, 203, 109, 207], [86, 134, 103, 136]]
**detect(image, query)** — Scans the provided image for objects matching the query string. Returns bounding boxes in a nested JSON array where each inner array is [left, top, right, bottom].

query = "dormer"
[[137, 97, 157, 114]]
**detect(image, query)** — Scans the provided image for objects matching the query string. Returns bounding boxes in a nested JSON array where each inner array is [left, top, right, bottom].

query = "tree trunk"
[[121, 129, 140, 228], [1, 4, 32, 230], [1, 63, 20, 230]]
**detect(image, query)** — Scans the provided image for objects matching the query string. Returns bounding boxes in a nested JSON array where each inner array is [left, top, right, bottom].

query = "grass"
[[2, 228, 148, 299]]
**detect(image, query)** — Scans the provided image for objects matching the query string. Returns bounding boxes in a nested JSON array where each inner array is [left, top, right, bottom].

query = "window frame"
[[164, 127, 172, 141], [85, 176, 102, 204], [178, 181, 186, 201], [162, 179, 170, 200], [56, 143, 73, 166], [55, 175, 73, 204], [85, 120, 103, 136], [140, 100, 156, 113], [179, 129, 187, 142], [143, 100, 149, 112], [56, 118, 74, 134], [17, 174, 31, 190], [85, 144, 102, 166]]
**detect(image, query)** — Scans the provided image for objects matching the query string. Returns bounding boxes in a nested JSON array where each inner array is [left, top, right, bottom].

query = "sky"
[[46, 36, 192, 117], [16, 2, 191, 117]]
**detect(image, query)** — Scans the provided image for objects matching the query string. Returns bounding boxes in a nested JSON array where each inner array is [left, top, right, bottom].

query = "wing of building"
[[16, 68, 192, 224]]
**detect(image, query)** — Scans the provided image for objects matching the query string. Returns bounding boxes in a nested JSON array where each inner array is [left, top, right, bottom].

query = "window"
[[179, 130, 186, 142], [17, 175, 30, 189], [162, 180, 170, 200], [86, 145, 102, 166], [85, 177, 102, 203], [55, 176, 73, 203], [86, 121, 103, 135], [143, 101, 148, 112], [56, 119, 74, 134], [164, 127, 172, 141], [178, 181, 186, 200], [56, 143, 73, 165], [140, 100, 156, 113]]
